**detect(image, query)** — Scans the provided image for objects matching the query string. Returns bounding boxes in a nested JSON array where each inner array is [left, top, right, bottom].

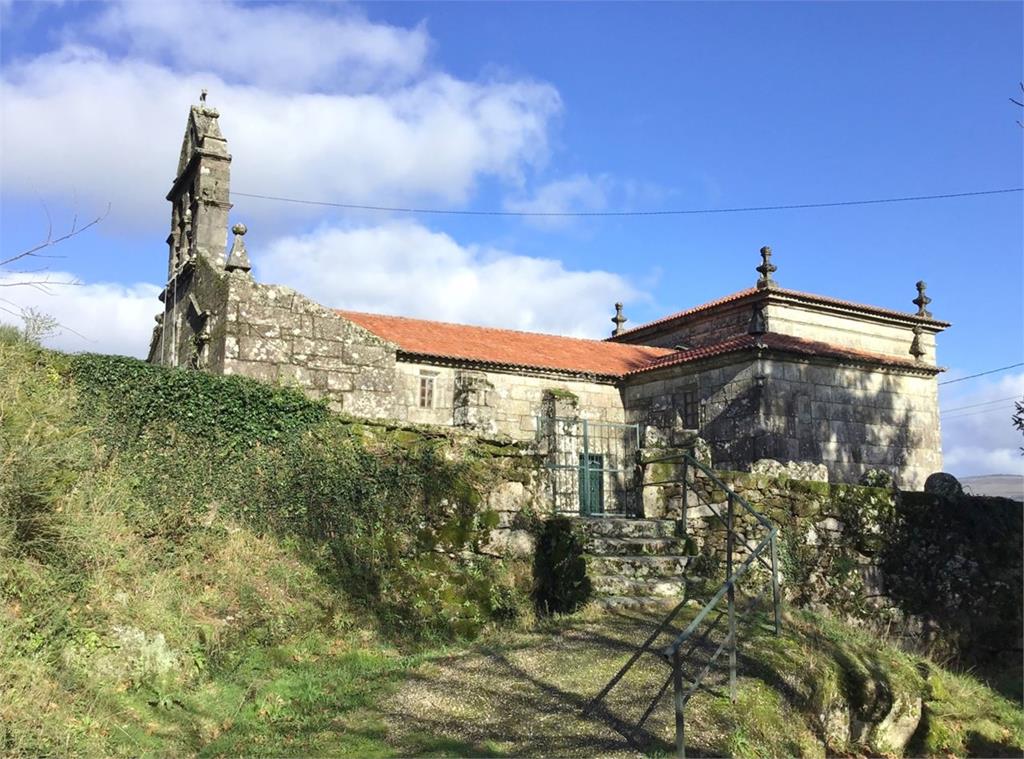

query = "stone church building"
[[149, 97, 949, 503]]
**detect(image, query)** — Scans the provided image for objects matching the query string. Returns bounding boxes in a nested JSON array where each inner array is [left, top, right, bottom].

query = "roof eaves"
[[395, 350, 624, 382], [625, 333, 945, 377], [608, 286, 951, 342]]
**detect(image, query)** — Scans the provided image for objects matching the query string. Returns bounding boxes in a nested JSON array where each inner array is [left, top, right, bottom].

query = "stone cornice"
[[166, 148, 233, 202]]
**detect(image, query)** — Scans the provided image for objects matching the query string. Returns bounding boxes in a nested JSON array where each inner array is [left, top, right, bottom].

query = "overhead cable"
[[939, 363, 1024, 386], [231, 187, 1023, 218]]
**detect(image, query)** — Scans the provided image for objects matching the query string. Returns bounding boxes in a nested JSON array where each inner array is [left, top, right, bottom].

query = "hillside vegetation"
[[1, 333, 1021, 757]]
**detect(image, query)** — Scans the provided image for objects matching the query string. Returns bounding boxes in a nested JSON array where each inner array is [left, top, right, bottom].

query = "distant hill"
[[960, 474, 1024, 502]]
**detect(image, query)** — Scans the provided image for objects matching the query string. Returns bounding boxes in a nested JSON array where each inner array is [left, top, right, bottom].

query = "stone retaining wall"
[[650, 462, 1023, 663]]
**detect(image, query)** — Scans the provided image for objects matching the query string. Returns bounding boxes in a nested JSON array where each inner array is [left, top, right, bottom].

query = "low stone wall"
[[651, 463, 1022, 663]]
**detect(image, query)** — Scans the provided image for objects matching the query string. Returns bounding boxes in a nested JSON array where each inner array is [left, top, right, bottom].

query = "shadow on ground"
[[382, 609, 737, 758]]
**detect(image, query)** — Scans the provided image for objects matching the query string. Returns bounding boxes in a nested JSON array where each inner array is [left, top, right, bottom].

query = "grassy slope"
[[1, 337, 1021, 757]]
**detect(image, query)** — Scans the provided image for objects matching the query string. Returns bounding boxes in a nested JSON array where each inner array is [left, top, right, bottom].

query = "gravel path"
[[384, 611, 702, 757]]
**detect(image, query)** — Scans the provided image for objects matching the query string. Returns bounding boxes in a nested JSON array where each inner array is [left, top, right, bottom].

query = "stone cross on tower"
[[912, 280, 932, 319], [610, 302, 628, 336], [756, 245, 778, 290]]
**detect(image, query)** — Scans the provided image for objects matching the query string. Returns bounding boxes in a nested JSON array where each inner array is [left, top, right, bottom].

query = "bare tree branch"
[[0, 203, 109, 268], [0, 200, 104, 347], [0, 278, 81, 290]]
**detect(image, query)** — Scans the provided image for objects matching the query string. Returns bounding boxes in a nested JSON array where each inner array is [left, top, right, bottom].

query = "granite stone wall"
[[624, 354, 941, 489], [617, 302, 753, 350], [765, 300, 939, 364], [393, 360, 626, 439], [623, 356, 766, 472], [758, 358, 940, 489], [220, 276, 398, 418]]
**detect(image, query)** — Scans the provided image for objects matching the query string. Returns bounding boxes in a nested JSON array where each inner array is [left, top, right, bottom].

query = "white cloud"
[[0, 220, 646, 357], [87, 1, 430, 92], [504, 173, 612, 227], [1, 5, 561, 232], [941, 372, 1024, 477], [257, 220, 642, 337], [0, 272, 161, 357]]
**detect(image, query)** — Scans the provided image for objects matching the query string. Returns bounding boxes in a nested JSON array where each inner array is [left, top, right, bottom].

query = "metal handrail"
[[641, 449, 774, 530], [583, 450, 783, 758]]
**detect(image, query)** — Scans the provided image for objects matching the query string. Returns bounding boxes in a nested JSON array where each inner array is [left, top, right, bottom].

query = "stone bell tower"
[[165, 89, 232, 276], [149, 91, 233, 368]]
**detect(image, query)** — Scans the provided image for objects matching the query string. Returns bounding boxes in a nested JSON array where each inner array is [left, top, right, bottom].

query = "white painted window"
[[419, 372, 438, 408]]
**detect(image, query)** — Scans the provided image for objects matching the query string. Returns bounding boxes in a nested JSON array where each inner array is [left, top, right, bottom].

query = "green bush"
[[532, 517, 591, 615]]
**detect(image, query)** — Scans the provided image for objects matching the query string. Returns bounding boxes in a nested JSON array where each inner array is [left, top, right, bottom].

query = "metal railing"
[[583, 450, 782, 758], [535, 416, 641, 516]]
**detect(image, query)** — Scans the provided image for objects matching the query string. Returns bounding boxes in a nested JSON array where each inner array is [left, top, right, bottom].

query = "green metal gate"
[[537, 416, 641, 516]]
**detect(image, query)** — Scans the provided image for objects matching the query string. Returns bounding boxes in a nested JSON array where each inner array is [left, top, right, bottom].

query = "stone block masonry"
[[624, 353, 940, 490], [393, 360, 625, 439], [220, 275, 398, 417]]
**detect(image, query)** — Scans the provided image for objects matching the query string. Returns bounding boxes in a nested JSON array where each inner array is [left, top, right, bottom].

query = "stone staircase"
[[574, 517, 695, 610]]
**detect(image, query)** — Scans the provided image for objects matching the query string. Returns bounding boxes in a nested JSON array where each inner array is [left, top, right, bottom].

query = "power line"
[[231, 187, 1023, 218], [942, 405, 1018, 421], [941, 395, 1020, 415], [940, 363, 1024, 386]]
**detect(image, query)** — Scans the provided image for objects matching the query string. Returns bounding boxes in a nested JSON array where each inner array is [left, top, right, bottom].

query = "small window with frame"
[[419, 371, 438, 408]]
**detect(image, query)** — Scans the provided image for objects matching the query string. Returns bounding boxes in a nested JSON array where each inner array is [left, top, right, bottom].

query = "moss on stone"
[[542, 387, 579, 403]]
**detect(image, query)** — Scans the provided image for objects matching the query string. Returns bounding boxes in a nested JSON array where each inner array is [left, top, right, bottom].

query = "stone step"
[[590, 575, 687, 598], [587, 555, 693, 579], [584, 536, 690, 557], [571, 517, 681, 540], [593, 595, 680, 612]]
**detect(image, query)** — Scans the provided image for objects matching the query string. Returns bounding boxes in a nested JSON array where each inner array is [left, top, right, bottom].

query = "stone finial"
[[610, 302, 628, 336], [913, 280, 932, 318], [756, 245, 778, 290], [225, 222, 252, 274]]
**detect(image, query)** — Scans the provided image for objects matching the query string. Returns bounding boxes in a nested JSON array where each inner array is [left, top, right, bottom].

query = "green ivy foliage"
[[60, 353, 527, 640], [68, 354, 328, 451]]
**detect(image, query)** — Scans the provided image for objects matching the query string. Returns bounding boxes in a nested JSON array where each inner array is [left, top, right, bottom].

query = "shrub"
[[533, 517, 591, 615]]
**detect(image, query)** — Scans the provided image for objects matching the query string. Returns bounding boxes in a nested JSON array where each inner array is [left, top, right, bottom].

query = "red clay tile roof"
[[610, 286, 950, 340], [337, 309, 940, 379], [626, 332, 942, 376], [336, 310, 675, 377]]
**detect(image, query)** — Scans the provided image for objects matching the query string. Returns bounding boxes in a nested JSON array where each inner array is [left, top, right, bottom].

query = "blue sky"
[[1, 1, 1021, 476]]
